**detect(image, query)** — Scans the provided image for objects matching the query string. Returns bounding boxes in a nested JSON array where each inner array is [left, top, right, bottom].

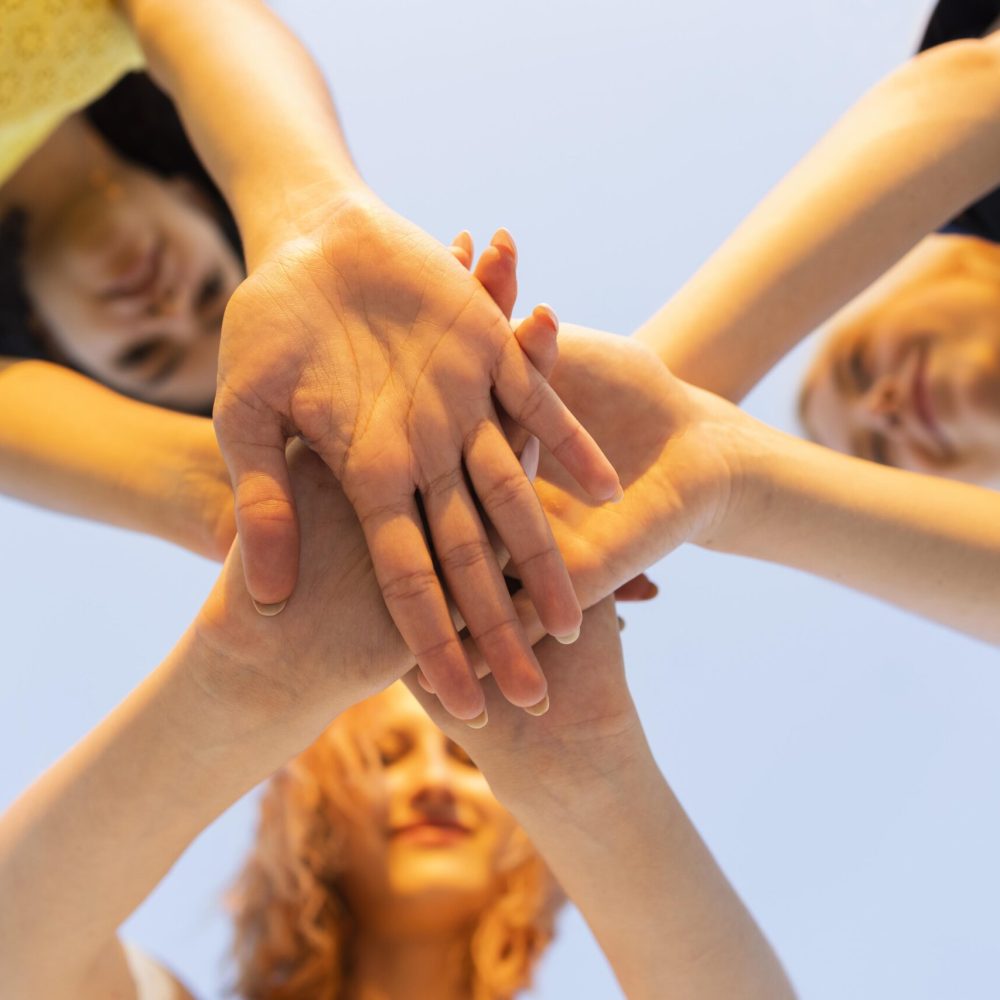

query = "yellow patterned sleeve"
[[0, 0, 145, 185]]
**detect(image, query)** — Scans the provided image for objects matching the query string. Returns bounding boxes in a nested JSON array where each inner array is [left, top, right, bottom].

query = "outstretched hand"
[[214, 194, 623, 721]]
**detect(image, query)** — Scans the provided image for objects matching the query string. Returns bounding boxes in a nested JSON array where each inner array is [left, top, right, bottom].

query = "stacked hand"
[[195, 231, 758, 739], [214, 194, 625, 720], [407, 596, 642, 803], [194, 233, 593, 737]]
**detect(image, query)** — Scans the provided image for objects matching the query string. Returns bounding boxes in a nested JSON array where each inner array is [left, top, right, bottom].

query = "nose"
[[409, 744, 457, 813], [860, 373, 904, 430]]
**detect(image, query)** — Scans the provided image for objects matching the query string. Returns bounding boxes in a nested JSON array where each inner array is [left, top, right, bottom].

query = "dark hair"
[[0, 72, 242, 372]]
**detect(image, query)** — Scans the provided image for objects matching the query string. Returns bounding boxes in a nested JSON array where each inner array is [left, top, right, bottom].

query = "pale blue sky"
[[4, 2, 1000, 998]]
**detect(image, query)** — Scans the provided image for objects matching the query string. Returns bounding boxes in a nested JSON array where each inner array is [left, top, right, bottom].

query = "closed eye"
[[196, 269, 224, 312], [868, 432, 892, 466], [847, 341, 873, 394], [116, 338, 167, 371]]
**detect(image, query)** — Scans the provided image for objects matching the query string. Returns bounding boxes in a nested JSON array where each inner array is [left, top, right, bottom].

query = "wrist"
[[237, 170, 375, 269], [185, 601, 354, 752], [686, 399, 795, 555], [487, 718, 653, 816], [495, 734, 667, 838], [145, 414, 234, 561]]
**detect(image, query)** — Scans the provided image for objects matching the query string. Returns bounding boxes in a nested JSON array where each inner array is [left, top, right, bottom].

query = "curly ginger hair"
[[229, 693, 565, 1000]]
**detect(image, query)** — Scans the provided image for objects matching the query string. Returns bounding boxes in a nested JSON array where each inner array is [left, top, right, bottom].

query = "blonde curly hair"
[[229, 688, 564, 1000]]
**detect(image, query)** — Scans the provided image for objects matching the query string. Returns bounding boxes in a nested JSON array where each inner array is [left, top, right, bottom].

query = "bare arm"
[[0, 443, 413, 999], [112, 0, 621, 718], [634, 35, 1000, 400], [709, 422, 1000, 645], [412, 599, 796, 999], [498, 327, 1000, 648], [114, 0, 361, 263], [0, 358, 232, 560]]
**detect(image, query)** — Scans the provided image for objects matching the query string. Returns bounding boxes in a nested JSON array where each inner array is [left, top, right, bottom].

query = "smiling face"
[[19, 164, 243, 412], [800, 273, 1000, 484], [335, 684, 524, 938]]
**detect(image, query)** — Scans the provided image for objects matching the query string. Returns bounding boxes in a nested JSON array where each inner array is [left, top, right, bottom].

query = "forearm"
[[497, 742, 795, 1000], [636, 37, 1000, 401], [116, 0, 366, 263], [0, 359, 231, 559], [0, 626, 345, 999], [714, 424, 1000, 644]]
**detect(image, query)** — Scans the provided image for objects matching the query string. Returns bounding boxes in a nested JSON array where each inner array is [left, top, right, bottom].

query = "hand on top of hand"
[[407, 596, 643, 803], [214, 194, 622, 722], [448, 232, 758, 648]]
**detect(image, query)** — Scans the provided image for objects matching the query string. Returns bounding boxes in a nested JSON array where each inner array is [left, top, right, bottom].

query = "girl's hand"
[[407, 596, 643, 804], [215, 194, 623, 723]]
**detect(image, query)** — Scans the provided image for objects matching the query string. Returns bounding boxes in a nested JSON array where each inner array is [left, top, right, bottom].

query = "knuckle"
[[380, 567, 441, 606], [548, 420, 585, 461], [413, 632, 465, 665], [235, 491, 295, 525], [439, 538, 491, 575], [512, 379, 550, 427], [509, 543, 558, 573], [470, 615, 521, 651], [422, 465, 465, 498], [478, 468, 530, 515]]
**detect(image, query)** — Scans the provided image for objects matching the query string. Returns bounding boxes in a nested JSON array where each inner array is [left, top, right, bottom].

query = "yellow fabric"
[[0, 0, 145, 184]]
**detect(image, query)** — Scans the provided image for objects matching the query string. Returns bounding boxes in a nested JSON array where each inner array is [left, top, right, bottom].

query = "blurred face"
[[336, 685, 523, 937], [801, 274, 1000, 484], [20, 164, 243, 411]]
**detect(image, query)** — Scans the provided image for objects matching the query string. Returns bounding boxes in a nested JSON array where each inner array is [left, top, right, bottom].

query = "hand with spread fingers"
[[215, 196, 623, 723], [197, 233, 584, 730]]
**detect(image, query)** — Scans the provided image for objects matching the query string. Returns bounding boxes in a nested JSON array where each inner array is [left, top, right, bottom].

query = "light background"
[[2, 1, 999, 997]]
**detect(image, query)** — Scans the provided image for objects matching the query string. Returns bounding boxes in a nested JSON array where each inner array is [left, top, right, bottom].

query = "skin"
[[3, 114, 243, 412], [8, 279, 1000, 995], [117, 0, 624, 721], [333, 685, 536, 1000], [0, 426, 795, 997], [800, 234, 1000, 484], [637, 34, 1000, 404], [337, 685, 525, 938]]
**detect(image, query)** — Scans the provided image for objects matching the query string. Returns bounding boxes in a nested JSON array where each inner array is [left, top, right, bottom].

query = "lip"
[[390, 821, 472, 844], [910, 344, 951, 455]]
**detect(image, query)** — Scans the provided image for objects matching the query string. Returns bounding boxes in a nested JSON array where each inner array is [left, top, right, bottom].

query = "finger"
[[464, 419, 582, 641], [614, 573, 659, 602], [499, 304, 560, 455], [472, 228, 518, 318], [493, 343, 623, 502], [514, 304, 559, 379], [347, 478, 486, 722], [449, 230, 474, 270], [421, 462, 548, 709], [213, 403, 298, 611]]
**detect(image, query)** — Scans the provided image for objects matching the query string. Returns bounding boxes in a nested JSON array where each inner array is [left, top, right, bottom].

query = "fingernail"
[[492, 227, 517, 263], [554, 627, 580, 645], [617, 616, 626, 632], [524, 694, 550, 717], [253, 598, 287, 617], [466, 709, 489, 729], [644, 580, 659, 598], [608, 483, 625, 503], [534, 303, 559, 332]]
